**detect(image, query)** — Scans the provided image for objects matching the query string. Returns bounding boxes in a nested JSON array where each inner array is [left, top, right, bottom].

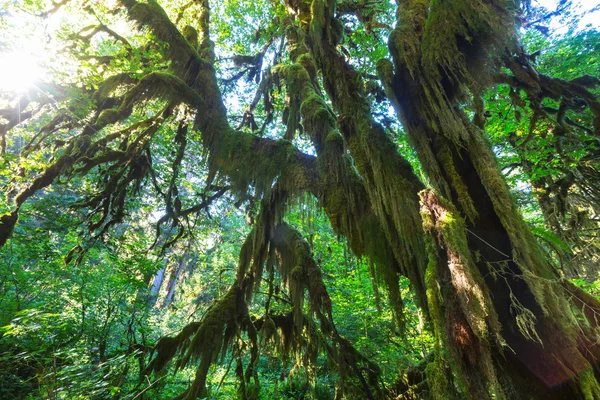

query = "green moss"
[[388, 0, 429, 77], [124, 0, 205, 78], [422, 190, 501, 340], [466, 129, 569, 322], [96, 109, 121, 126], [436, 141, 478, 221], [94, 73, 136, 103], [325, 129, 343, 144], [578, 369, 600, 400], [425, 356, 453, 400]]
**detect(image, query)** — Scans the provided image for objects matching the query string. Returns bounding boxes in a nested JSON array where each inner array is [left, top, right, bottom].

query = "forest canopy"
[[1, 0, 600, 399]]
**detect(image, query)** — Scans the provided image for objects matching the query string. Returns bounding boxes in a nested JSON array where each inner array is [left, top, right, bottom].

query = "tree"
[[1, 0, 600, 399], [485, 27, 600, 279]]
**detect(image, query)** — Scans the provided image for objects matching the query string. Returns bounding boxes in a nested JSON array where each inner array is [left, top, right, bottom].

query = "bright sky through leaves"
[[0, 51, 41, 93]]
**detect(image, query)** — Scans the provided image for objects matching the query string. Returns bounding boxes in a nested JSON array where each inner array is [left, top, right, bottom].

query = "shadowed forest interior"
[[1, 0, 600, 399]]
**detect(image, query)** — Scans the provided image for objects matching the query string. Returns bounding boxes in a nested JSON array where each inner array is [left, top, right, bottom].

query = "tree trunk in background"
[[162, 250, 188, 308], [148, 264, 166, 308]]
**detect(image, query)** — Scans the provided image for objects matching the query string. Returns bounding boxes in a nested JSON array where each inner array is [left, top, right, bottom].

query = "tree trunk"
[[375, 0, 600, 396], [148, 264, 166, 308], [162, 250, 188, 308]]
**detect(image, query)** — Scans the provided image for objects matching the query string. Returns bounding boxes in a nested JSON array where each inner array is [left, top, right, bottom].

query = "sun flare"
[[0, 51, 42, 93]]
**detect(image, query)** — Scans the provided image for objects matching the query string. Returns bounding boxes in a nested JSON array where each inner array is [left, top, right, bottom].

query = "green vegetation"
[[1, 0, 600, 399]]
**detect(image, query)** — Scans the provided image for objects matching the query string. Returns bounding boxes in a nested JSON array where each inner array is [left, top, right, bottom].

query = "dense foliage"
[[1, 0, 599, 399]]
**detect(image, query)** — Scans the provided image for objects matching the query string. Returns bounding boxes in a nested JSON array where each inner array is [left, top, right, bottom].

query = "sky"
[[535, 0, 600, 35]]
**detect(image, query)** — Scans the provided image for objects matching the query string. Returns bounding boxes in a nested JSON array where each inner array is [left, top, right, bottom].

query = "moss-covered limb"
[[160, 122, 188, 224], [421, 191, 600, 396], [389, 0, 518, 143], [462, 127, 567, 306], [304, 2, 428, 313], [142, 321, 202, 376], [274, 54, 416, 323], [277, 29, 406, 321], [204, 125, 319, 202], [411, 116, 600, 397], [85, 114, 163, 159], [153, 193, 381, 399], [93, 73, 137, 105], [278, 17, 425, 331], [491, 62, 600, 277], [195, 0, 214, 63], [1, 145, 82, 246], [493, 59, 600, 146], [388, 0, 429, 79], [183, 53, 315, 201], [153, 186, 229, 247], [1, 71, 202, 246], [505, 133, 600, 278], [0, 211, 19, 248], [71, 22, 133, 52], [145, 194, 288, 400], [389, 350, 459, 400], [97, 72, 203, 127], [134, 75, 317, 203], [562, 281, 600, 336], [390, 352, 433, 400], [2, 110, 164, 247], [179, 284, 249, 400], [144, 278, 250, 400], [0, 81, 175, 248], [119, 0, 210, 82], [20, 113, 73, 156], [119, 0, 320, 204], [77, 141, 158, 236], [383, 0, 567, 303]]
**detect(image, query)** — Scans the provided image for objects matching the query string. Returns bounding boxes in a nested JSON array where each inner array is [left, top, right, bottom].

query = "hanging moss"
[[143, 321, 201, 375], [276, 26, 432, 322], [93, 73, 136, 104], [266, 222, 383, 399], [275, 51, 425, 325], [304, 1, 431, 319]]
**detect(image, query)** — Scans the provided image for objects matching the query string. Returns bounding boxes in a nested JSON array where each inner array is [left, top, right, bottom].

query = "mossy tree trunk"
[[299, 0, 600, 398], [378, 0, 600, 398]]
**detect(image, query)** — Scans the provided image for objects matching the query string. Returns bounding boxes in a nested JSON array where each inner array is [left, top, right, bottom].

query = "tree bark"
[[377, 0, 600, 397]]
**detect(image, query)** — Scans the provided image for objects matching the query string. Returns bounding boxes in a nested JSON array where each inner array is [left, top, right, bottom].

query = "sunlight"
[[0, 51, 42, 93]]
